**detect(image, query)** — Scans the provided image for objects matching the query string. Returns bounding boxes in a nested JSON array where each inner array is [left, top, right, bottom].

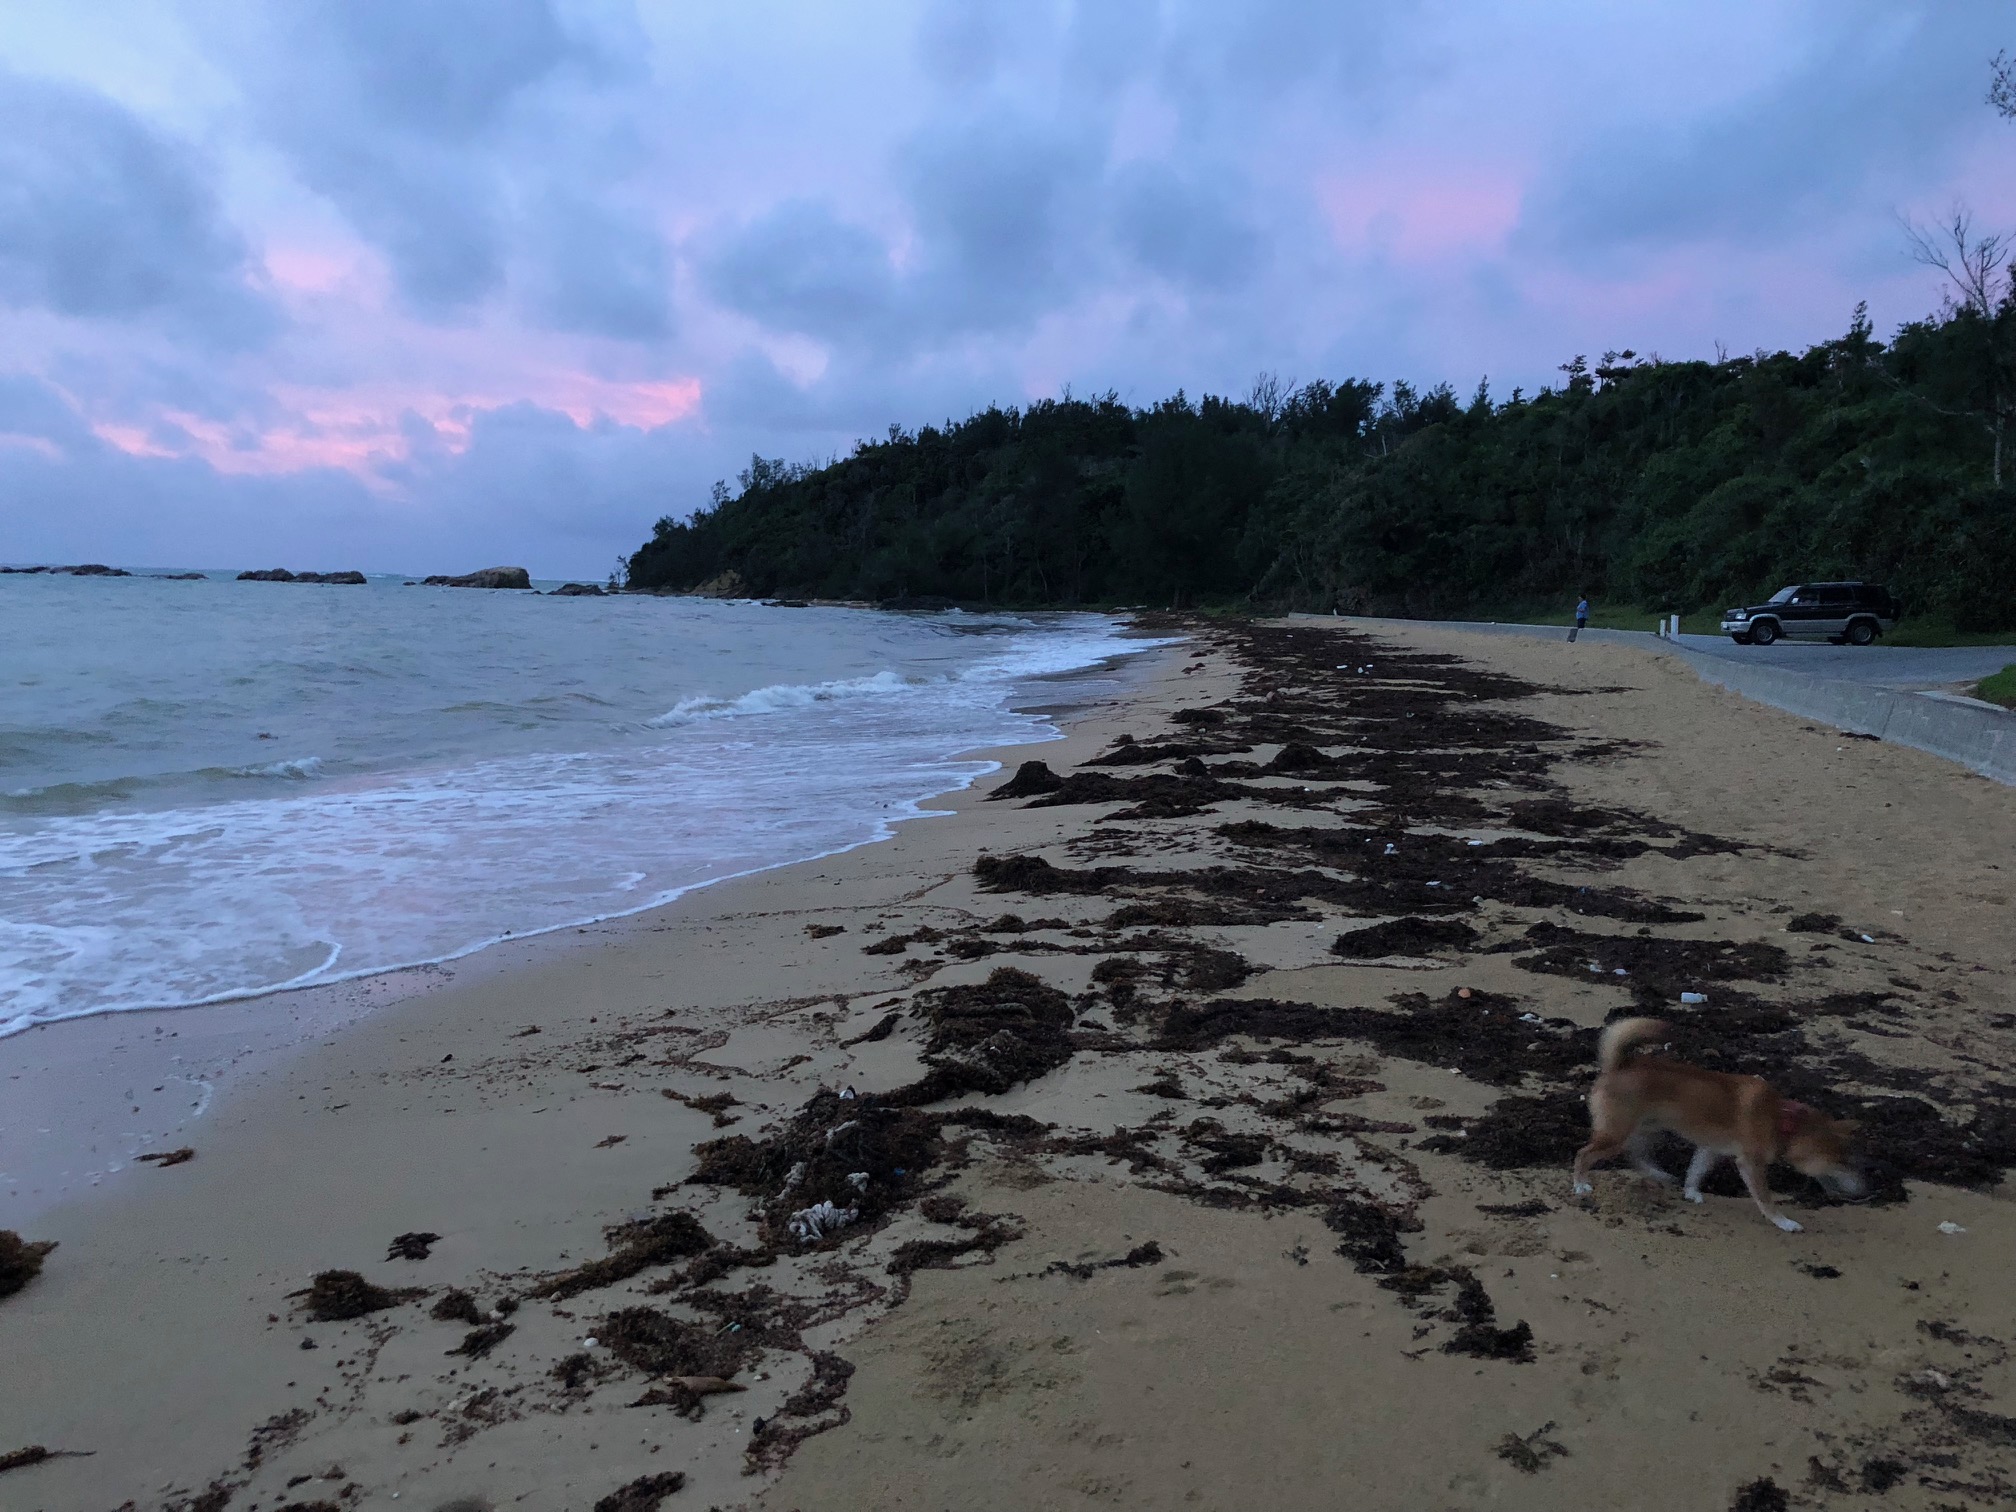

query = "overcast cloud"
[[0, 1, 2008, 577]]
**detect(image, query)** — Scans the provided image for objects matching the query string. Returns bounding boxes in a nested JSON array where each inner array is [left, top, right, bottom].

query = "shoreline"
[[0, 646, 1170, 1225], [4, 620, 2014, 1510]]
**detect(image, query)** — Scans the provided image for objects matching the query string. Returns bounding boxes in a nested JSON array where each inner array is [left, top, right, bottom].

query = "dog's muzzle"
[[1819, 1169, 1868, 1199]]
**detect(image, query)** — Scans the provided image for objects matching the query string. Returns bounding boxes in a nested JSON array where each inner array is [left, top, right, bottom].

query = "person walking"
[[1568, 593, 1590, 642]]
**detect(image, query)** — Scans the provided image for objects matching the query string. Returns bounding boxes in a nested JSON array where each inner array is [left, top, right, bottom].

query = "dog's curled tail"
[[1597, 1017, 1669, 1073]]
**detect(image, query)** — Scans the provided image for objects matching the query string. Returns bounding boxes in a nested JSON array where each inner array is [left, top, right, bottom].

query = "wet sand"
[[3, 621, 2014, 1512]]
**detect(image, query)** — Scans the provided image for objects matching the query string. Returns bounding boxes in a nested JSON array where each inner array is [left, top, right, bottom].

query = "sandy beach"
[[5, 619, 2015, 1512]]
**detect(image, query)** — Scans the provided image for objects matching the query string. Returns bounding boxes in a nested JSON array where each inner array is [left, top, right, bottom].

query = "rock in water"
[[422, 566, 533, 589], [552, 582, 606, 596], [238, 568, 366, 584]]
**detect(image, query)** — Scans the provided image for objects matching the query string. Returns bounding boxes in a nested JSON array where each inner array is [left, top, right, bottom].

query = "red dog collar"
[[1779, 1100, 1808, 1137]]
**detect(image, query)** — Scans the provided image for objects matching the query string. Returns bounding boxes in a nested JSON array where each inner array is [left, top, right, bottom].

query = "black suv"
[[1720, 582, 1901, 645]]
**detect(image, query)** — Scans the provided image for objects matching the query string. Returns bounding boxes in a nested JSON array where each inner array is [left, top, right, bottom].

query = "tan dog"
[[1572, 1017, 1863, 1232]]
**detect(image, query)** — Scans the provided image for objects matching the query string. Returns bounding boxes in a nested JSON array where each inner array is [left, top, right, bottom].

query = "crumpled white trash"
[[788, 1200, 859, 1243]]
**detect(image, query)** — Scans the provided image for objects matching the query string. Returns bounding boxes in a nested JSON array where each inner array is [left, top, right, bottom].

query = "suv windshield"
[[1767, 586, 1798, 604]]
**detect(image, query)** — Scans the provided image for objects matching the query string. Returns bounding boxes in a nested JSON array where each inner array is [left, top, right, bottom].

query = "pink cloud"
[[85, 373, 704, 480], [1316, 163, 1528, 262]]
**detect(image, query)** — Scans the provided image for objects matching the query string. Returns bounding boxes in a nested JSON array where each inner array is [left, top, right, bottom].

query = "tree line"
[[625, 284, 2015, 629]]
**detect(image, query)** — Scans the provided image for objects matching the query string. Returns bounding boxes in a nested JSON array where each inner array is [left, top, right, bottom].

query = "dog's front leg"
[[1681, 1146, 1717, 1203], [1736, 1154, 1802, 1232]]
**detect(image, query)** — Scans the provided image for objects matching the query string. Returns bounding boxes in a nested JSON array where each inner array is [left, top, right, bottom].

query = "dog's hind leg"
[[1681, 1146, 1718, 1204], [1737, 1152, 1802, 1233], [1627, 1132, 1675, 1185]]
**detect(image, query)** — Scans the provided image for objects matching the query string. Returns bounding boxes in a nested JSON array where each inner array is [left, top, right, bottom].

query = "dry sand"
[[2, 620, 2013, 1512]]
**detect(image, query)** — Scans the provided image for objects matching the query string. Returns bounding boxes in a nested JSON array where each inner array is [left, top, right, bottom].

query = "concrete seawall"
[[1668, 649, 2016, 784], [1318, 616, 2016, 787]]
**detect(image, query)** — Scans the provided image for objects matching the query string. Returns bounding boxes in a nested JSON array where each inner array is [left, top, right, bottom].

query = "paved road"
[[1316, 614, 2013, 689], [1668, 633, 2016, 688]]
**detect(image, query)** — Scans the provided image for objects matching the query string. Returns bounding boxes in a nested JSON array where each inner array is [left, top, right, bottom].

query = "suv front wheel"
[[1845, 618, 1877, 646], [1749, 619, 1779, 646]]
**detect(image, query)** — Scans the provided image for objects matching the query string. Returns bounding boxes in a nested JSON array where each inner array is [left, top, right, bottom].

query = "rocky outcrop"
[[154, 572, 208, 580], [1, 564, 131, 576], [237, 569, 367, 584], [551, 582, 606, 596], [423, 567, 532, 590], [690, 570, 747, 599]]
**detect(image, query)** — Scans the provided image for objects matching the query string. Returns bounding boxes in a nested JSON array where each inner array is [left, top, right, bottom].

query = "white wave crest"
[[649, 670, 913, 727], [228, 756, 325, 779]]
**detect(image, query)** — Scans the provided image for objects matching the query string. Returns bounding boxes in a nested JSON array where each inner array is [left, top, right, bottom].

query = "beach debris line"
[[385, 1231, 440, 1261], [136, 1146, 195, 1167], [0, 1231, 56, 1300]]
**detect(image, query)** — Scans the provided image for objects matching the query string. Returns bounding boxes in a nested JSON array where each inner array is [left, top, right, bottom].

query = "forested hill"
[[626, 300, 2016, 629]]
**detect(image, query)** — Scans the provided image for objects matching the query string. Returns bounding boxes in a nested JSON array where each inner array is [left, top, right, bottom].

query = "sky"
[[1, 2, 2011, 578]]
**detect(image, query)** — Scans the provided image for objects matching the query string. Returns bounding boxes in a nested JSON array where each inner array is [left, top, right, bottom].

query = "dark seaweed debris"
[[1731, 1478, 1789, 1512], [1494, 1420, 1569, 1473], [1040, 1241, 1165, 1280], [1332, 917, 1478, 958], [447, 1322, 515, 1358], [886, 1209, 1025, 1276], [1156, 991, 1592, 1089], [597, 1307, 755, 1379], [385, 1231, 439, 1261], [296, 1270, 418, 1321], [431, 1288, 485, 1324], [0, 1446, 50, 1474], [528, 1211, 715, 1300], [0, 1231, 55, 1300], [990, 759, 1065, 798], [591, 1472, 686, 1512]]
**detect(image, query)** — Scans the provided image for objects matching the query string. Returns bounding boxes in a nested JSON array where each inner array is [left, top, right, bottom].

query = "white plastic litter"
[[1426, 880, 1442, 888], [846, 1171, 870, 1192], [1613, 968, 1628, 977], [788, 1200, 859, 1243], [1860, 933, 1876, 943], [583, 1337, 599, 1349], [1587, 962, 1603, 973], [780, 1160, 807, 1194], [1519, 1012, 1542, 1023], [1383, 843, 1397, 856], [1466, 839, 1485, 847], [1680, 992, 1708, 1005], [1938, 1221, 1968, 1235], [839, 1085, 858, 1100]]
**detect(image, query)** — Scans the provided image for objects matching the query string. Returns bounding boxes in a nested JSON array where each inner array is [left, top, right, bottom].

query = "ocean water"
[[0, 573, 1164, 1036]]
